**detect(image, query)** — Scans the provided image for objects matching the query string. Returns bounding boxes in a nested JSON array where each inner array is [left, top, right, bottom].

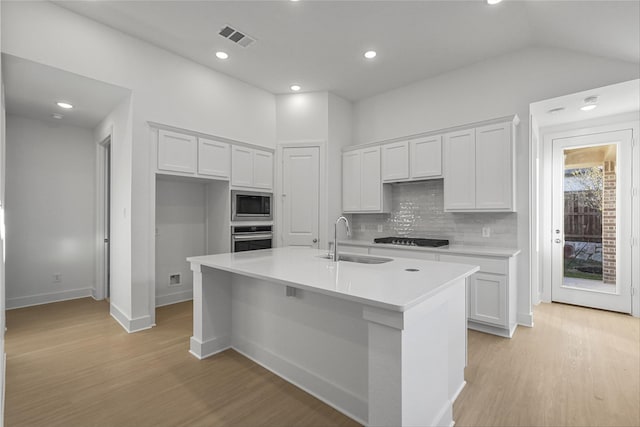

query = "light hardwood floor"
[[5, 298, 639, 427]]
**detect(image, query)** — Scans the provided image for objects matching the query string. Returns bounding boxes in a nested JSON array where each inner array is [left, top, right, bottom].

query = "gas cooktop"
[[374, 237, 449, 248]]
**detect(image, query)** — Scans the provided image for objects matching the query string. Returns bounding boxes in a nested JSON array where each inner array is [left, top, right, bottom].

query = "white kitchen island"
[[187, 247, 478, 427]]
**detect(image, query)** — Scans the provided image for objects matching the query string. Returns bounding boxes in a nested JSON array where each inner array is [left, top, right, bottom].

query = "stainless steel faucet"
[[333, 216, 351, 261]]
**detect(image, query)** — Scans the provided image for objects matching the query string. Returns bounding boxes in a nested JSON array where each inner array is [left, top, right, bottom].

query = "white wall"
[[1, 1, 277, 330], [352, 46, 639, 326], [94, 97, 133, 321], [0, 22, 7, 420], [275, 92, 352, 248], [155, 178, 206, 307], [5, 115, 96, 308]]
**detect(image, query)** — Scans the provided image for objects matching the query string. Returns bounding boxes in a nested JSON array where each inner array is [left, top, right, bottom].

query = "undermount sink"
[[317, 253, 393, 264]]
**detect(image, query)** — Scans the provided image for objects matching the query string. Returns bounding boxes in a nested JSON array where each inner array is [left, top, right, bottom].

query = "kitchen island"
[[187, 247, 478, 427]]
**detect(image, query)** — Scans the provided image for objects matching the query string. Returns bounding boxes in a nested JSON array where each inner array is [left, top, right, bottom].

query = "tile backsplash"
[[350, 180, 517, 248]]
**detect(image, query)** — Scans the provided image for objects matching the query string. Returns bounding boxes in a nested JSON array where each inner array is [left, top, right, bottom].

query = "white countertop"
[[340, 239, 521, 257], [187, 247, 478, 312]]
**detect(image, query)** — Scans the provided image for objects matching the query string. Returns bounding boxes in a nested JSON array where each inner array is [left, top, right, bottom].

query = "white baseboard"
[[109, 303, 154, 333], [451, 380, 466, 403], [189, 335, 231, 360], [431, 398, 453, 427], [232, 336, 368, 426], [6, 288, 94, 310], [156, 290, 193, 307], [468, 320, 516, 338], [517, 312, 534, 327]]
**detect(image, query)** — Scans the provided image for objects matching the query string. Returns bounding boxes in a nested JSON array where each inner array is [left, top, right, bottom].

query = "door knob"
[[555, 239, 562, 244], [312, 238, 318, 243]]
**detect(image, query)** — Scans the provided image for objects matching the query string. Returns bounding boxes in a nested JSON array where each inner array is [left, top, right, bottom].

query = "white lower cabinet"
[[341, 242, 519, 338], [468, 273, 507, 327]]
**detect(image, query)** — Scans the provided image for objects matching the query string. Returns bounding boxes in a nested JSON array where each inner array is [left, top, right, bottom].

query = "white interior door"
[[551, 129, 632, 313], [282, 146, 320, 248]]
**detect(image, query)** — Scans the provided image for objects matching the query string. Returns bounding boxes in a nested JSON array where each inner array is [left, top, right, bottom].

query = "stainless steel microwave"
[[231, 190, 272, 221]]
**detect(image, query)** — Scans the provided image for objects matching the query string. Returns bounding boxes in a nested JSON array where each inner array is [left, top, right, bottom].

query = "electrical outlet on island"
[[482, 227, 491, 238], [377, 224, 384, 232]]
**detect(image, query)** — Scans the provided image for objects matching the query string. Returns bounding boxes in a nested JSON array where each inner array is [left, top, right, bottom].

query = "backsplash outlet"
[[350, 180, 517, 247]]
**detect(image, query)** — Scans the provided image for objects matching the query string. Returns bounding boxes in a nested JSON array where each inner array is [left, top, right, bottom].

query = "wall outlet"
[[360, 223, 366, 232], [482, 227, 491, 238], [377, 224, 384, 232], [53, 273, 62, 283], [169, 273, 181, 286]]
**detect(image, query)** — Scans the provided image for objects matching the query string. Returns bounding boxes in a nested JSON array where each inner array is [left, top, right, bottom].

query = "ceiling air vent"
[[219, 25, 256, 48]]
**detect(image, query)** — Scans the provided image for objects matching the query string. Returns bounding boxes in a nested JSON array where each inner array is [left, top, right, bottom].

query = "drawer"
[[439, 254, 507, 275], [369, 247, 437, 261]]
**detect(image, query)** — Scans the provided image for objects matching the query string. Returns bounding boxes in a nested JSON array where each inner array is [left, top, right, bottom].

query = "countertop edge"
[[187, 253, 479, 313], [340, 240, 521, 257]]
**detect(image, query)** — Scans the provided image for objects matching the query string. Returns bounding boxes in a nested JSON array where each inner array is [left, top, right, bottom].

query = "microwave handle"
[[232, 234, 273, 241]]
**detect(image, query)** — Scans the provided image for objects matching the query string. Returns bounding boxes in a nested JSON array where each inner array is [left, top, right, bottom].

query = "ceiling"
[[530, 79, 640, 128], [2, 54, 131, 128], [52, 0, 640, 101]]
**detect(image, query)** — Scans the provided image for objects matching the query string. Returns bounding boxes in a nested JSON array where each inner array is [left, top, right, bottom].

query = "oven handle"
[[232, 234, 273, 241]]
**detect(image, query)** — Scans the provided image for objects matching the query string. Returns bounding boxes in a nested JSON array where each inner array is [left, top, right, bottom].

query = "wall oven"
[[231, 225, 273, 253], [231, 190, 272, 222]]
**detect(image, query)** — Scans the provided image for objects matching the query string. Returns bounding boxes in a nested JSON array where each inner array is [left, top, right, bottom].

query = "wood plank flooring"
[[5, 299, 358, 427], [453, 302, 640, 427], [5, 298, 639, 427]]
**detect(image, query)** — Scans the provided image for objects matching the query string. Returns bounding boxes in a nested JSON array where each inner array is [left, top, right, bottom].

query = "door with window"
[[551, 129, 632, 313]]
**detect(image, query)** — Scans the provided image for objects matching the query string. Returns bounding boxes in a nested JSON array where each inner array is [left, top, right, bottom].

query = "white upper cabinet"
[[342, 151, 361, 213], [231, 146, 273, 190], [444, 128, 476, 210], [381, 136, 442, 183], [443, 119, 516, 212], [253, 150, 274, 190], [198, 137, 230, 179], [158, 130, 197, 174], [342, 147, 390, 213], [410, 135, 442, 179], [475, 122, 513, 210], [382, 141, 409, 182]]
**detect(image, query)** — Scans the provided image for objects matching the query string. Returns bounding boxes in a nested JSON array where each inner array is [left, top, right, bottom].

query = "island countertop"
[[187, 246, 479, 312]]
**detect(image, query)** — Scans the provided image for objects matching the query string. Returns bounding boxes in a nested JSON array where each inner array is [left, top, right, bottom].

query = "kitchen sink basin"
[[317, 253, 393, 264]]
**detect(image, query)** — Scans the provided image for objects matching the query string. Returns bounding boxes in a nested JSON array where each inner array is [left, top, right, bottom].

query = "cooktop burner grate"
[[374, 237, 449, 247]]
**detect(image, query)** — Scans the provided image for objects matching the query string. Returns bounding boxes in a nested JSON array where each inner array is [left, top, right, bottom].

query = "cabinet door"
[[468, 273, 507, 327], [342, 151, 361, 212], [381, 141, 409, 182], [360, 147, 382, 211], [253, 150, 273, 190], [158, 130, 197, 174], [198, 138, 230, 179], [411, 135, 442, 179], [231, 146, 254, 187], [475, 122, 513, 210], [443, 129, 476, 210]]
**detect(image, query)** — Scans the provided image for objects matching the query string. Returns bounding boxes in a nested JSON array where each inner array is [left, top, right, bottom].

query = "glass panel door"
[[551, 130, 632, 313]]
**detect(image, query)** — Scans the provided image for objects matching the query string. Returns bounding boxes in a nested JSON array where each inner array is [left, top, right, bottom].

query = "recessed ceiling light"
[[51, 113, 64, 120], [290, 84, 301, 92], [547, 107, 565, 115], [364, 50, 377, 59], [56, 101, 73, 109], [486, 0, 503, 5], [580, 96, 599, 111], [215, 51, 229, 60]]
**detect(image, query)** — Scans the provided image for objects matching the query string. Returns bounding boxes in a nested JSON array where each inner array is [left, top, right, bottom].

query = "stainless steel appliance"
[[231, 225, 273, 252], [231, 190, 272, 221], [374, 237, 449, 247]]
